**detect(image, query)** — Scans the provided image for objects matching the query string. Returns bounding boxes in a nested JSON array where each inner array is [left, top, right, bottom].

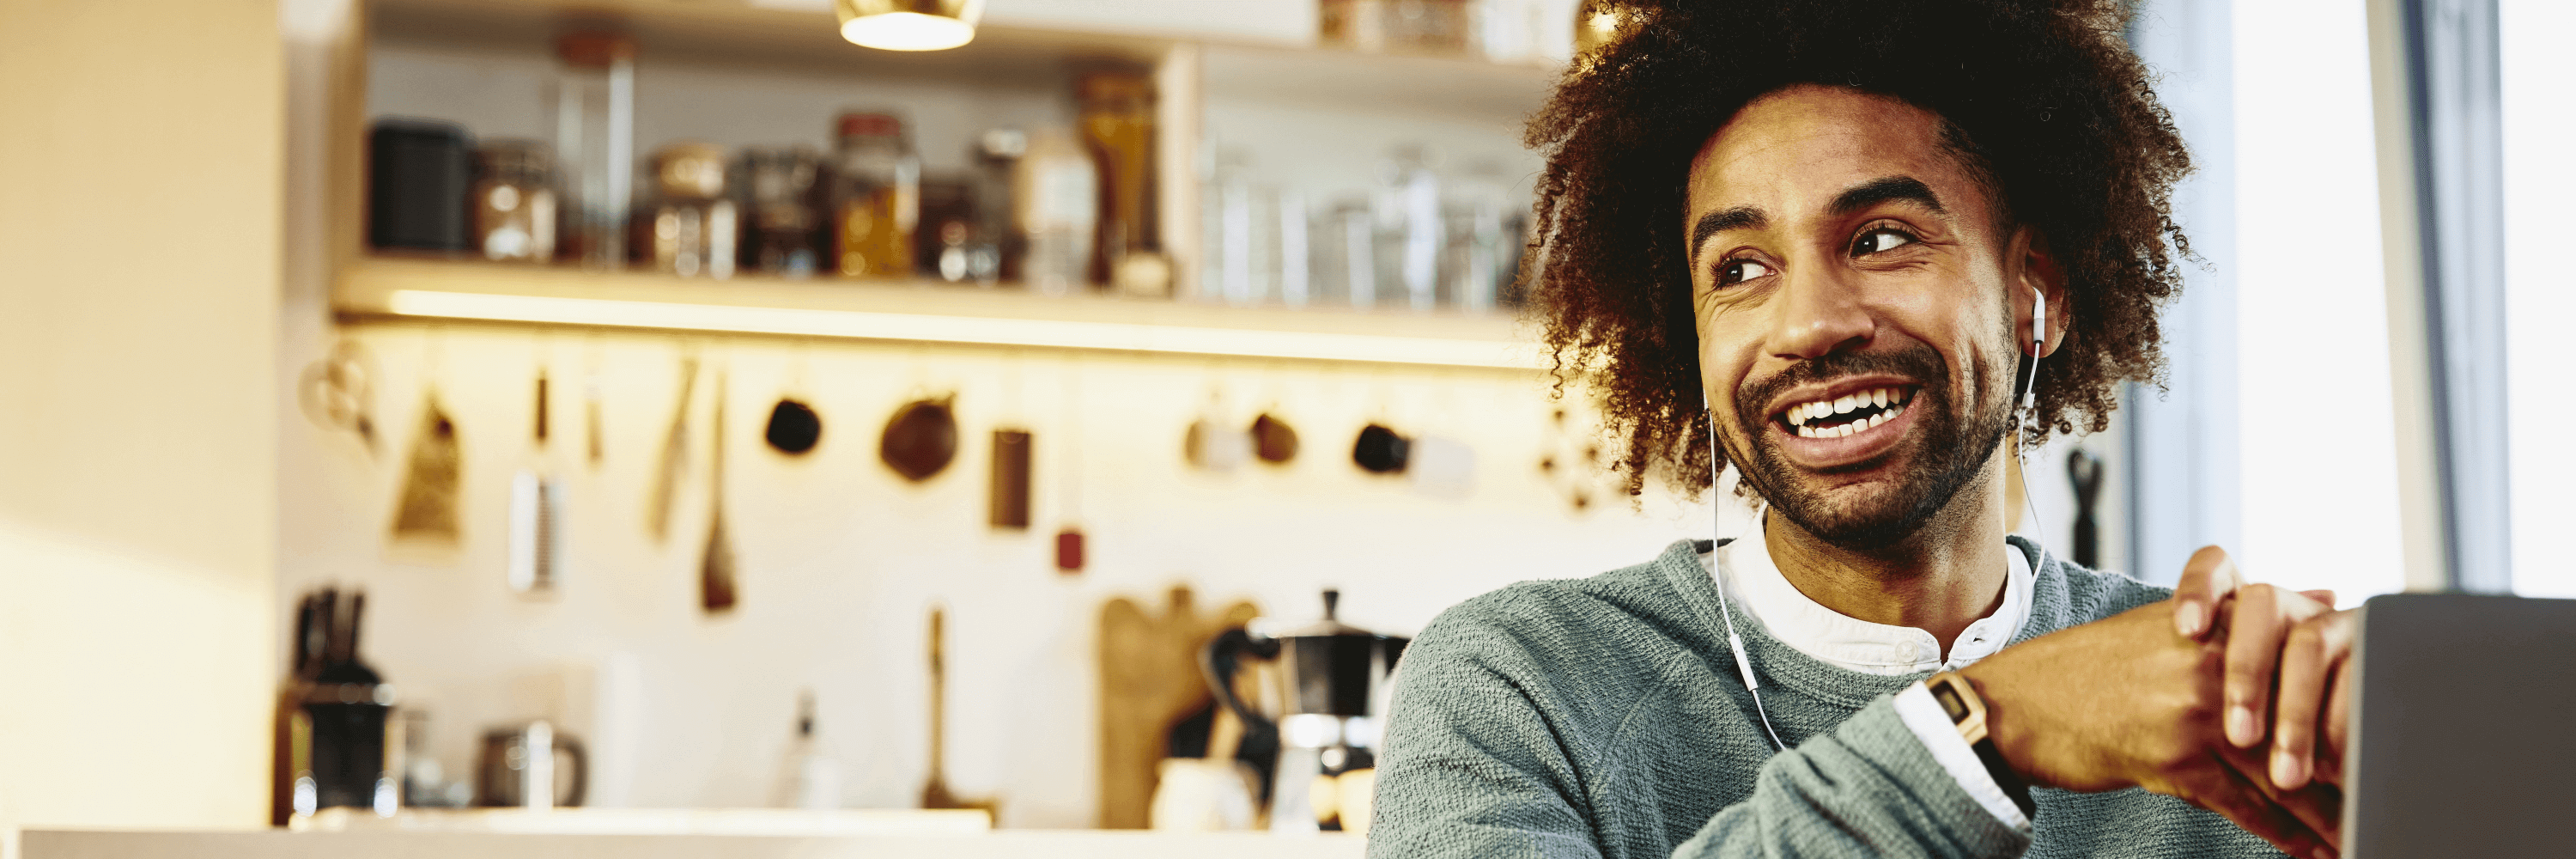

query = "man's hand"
[[2168, 546, 2360, 790], [1959, 600, 2342, 859]]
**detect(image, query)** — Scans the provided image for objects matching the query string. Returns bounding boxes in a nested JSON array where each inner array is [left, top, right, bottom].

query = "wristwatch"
[[1925, 671, 2038, 819]]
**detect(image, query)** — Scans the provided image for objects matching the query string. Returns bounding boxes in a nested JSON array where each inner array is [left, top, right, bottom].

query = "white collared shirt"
[[1701, 530, 2038, 831]]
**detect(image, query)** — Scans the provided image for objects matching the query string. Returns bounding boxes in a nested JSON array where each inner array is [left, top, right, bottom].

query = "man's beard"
[[1724, 344, 2014, 551]]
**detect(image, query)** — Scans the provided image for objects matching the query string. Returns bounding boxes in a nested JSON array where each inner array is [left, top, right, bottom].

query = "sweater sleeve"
[[1370, 618, 2033, 859], [1672, 694, 2032, 859]]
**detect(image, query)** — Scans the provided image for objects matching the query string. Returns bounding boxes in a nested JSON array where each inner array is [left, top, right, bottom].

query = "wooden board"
[[1097, 586, 1258, 829]]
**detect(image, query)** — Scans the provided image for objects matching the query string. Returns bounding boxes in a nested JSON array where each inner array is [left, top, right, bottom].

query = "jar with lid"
[[550, 31, 635, 269], [635, 142, 737, 278], [472, 140, 557, 264], [827, 112, 920, 280], [739, 146, 823, 277]]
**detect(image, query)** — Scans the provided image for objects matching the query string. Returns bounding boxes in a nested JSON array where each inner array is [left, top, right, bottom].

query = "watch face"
[[1931, 683, 1971, 722]]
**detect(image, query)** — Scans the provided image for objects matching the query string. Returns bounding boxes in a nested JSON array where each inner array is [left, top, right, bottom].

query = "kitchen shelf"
[[339, 0, 1560, 367], [337, 258, 1546, 369]]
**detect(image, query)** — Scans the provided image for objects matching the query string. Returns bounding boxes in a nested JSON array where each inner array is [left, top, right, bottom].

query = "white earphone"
[[1706, 283, 2051, 754]]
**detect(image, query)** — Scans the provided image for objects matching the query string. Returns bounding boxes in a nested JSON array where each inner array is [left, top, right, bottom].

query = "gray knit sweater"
[[1369, 537, 2282, 858]]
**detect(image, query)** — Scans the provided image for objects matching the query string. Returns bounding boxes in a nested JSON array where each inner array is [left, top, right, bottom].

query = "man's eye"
[[1717, 259, 1773, 286], [1852, 228, 1917, 256]]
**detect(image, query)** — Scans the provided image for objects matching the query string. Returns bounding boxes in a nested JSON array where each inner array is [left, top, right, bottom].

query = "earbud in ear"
[[2029, 285, 2047, 356]]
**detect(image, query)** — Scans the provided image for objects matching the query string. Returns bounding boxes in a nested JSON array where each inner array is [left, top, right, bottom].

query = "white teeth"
[[1834, 395, 1855, 414], [1868, 411, 1886, 429], [1872, 388, 1889, 407]]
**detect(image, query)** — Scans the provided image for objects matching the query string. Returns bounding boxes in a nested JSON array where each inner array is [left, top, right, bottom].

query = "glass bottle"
[[1014, 126, 1097, 296], [550, 31, 635, 270], [828, 112, 920, 280], [1377, 144, 1443, 311]]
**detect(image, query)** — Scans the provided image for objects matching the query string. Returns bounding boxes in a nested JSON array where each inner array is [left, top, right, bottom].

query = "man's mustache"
[[1734, 346, 1948, 427]]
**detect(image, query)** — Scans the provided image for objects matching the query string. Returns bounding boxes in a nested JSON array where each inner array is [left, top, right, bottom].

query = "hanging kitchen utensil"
[[920, 605, 996, 814], [880, 395, 959, 482], [1250, 412, 1298, 465], [390, 394, 463, 543], [701, 370, 738, 613], [1407, 435, 1476, 497], [990, 430, 1032, 530], [1185, 418, 1251, 472], [509, 369, 564, 594], [1056, 362, 1086, 575], [646, 356, 698, 542], [765, 399, 823, 455], [299, 338, 378, 453], [1352, 423, 1409, 474], [2067, 448, 2105, 569]]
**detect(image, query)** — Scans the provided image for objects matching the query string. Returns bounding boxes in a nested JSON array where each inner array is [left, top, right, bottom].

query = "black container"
[[368, 118, 471, 252]]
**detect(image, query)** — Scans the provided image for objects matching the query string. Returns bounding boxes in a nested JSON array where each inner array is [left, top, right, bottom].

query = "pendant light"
[[835, 0, 984, 52]]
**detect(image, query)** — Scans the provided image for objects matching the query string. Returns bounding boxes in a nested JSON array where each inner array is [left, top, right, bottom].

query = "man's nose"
[[1765, 261, 1874, 360]]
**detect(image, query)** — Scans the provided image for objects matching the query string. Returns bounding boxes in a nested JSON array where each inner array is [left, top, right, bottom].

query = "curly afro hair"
[[1528, 0, 2191, 500]]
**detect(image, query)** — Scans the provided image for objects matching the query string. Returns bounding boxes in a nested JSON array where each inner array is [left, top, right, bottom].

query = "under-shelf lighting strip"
[[384, 289, 1543, 369]]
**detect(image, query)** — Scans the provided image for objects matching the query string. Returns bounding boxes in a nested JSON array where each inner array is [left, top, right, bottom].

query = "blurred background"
[[0, 0, 2565, 853]]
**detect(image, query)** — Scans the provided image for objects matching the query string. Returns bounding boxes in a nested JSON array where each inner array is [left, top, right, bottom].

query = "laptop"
[[2346, 592, 2576, 857]]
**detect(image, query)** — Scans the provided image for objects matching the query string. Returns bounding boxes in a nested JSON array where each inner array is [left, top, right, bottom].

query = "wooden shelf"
[[337, 258, 1545, 369]]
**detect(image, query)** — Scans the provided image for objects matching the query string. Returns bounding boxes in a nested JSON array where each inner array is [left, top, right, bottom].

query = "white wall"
[[0, 0, 283, 850], [2500, 0, 2574, 599], [2230, 0, 2408, 605]]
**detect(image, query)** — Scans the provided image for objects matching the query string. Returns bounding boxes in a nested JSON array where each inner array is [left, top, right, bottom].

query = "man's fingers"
[[2300, 589, 2336, 607], [2182, 758, 2339, 859], [2222, 584, 2290, 747], [2318, 639, 2357, 786], [2268, 615, 2345, 790], [2217, 735, 2343, 849], [2173, 545, 2239, 639]]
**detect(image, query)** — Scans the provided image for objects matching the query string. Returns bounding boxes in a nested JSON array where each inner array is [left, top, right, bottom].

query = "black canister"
[[368, 118, 472, 252]]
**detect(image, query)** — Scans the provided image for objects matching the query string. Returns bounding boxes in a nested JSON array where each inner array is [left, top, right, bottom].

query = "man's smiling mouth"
[[1777, 386, 1917, 438]]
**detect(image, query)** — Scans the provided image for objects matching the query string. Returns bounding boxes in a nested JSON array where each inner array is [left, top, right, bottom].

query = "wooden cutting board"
[[1097, 586, 1258, 829]]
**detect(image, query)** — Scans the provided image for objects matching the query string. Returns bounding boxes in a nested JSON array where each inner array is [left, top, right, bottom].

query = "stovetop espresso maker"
[[1204, 589, 1409, 832]]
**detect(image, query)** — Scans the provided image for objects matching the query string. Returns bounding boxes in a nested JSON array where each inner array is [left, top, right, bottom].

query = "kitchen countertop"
[[22, 829, 1371, 859]]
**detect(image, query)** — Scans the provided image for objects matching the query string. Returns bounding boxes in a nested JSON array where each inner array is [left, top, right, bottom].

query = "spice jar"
[[472, 140, 557, 264], [637, 142, 737, 278], [739, 146, 823, 277], [827, 112, 920, 280]]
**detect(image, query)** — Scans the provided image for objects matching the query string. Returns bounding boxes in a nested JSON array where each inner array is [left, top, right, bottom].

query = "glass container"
[[1077, 71, 1161, 295], [1013, 126, 1097, 296], [472, 140, 556, 264], [550, 31, 635, 270], [828, 111, 920, 280], [739, 146, 823, 277], [637, 142, 737, 278], [970, 129, 1025, 284]]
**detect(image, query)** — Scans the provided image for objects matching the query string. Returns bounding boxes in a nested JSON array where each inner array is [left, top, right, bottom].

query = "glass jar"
[[472, 140, 557, 264], [1013, 126, 1097, 296], [637, 142, 737, 278], [1077, 71, 1161, 295], [739, 146, 823, 277], [550, 31, 635, 270], [828, 112, 920, 280]]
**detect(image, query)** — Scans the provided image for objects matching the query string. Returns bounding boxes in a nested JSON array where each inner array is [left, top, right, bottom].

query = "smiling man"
[[1369, 2, 2351, 858]]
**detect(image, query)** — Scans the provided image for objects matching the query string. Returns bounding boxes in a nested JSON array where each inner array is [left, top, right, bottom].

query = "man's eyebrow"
[[1689, 205, 1765, 260], [1831, 176, 1945, 217]]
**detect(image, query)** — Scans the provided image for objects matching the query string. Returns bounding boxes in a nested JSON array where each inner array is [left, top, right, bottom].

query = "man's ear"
[[2014, 226, 2069, 359]]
